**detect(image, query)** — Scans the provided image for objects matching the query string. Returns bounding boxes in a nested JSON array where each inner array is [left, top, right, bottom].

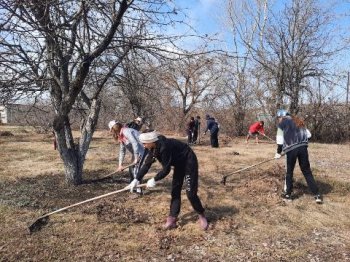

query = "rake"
[[28, 183, 146, 233], [258, 131, 275, 142], [99, 163, 135, 180], [221, 154, 284, 185]]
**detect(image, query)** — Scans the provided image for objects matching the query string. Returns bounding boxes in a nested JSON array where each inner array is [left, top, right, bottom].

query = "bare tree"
[[116, 51, 164, 124], [0, 0, 182, 185], [159, 53, 223, 131], [253, 0, 336, 114], [221, 0, 269, 135]]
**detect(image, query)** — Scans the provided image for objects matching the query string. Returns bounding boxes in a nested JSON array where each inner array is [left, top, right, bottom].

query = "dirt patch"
[[0, 131, 14, 136], [93, 201, 149, 224]]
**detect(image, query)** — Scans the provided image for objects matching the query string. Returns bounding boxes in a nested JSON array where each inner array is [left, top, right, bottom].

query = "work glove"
[[274, 153, 282, 159], [128, 178, 140, 192], [306, 129, 312, 139], [146, 178, 156, 188]]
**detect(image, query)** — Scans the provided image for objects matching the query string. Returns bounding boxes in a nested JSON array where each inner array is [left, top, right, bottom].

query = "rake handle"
[[99, 163, 135, 180], [35, 183, 147, 220], [222, 153, 285, 184], [258, 131, 275, 142]]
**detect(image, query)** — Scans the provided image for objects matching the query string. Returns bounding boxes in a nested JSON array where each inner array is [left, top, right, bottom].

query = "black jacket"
[[136, 135, 193, 181]]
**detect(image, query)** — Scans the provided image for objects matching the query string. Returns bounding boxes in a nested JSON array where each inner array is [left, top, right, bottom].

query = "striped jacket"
[[276, 116, 311, 153]]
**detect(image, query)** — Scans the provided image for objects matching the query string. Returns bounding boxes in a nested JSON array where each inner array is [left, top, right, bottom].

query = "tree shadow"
[[82, 173, 130, 185], [0, 170, 132, 212]]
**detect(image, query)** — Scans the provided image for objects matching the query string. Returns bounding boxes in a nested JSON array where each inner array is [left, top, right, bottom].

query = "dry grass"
[[1, 126, 350, 261]]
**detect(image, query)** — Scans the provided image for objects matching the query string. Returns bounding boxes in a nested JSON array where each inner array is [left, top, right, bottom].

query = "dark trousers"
[[284, 146, 319, 195], [192, 129, 198, 143], [210, 130, 219, 148], [187, 130, 193, 144], [169, 152, 205, 217]]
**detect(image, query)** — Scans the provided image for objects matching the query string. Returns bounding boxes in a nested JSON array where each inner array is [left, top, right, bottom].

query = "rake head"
[[28, 216, 50, 234], [220, 176, 227, 185]]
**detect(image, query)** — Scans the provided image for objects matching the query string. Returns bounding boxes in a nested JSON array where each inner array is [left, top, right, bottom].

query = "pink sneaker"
[[164, 216, 177, 229], [198, 214, 208, 230]]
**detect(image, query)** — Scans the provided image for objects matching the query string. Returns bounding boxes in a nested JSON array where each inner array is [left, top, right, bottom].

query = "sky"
[[174, 0, 350, 36], [172, 0, 350, 99], [174, 0, 222, 36]]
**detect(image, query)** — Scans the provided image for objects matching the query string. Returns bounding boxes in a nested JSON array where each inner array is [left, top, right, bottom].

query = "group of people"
[[186, 116, 201, 145], [186, 114, 220, 148], [107, 110, 322, 231], [108, 116, 209, 231]]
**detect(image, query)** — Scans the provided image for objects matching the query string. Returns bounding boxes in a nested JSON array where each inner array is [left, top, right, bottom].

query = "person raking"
[[128, 130, 209, 230]]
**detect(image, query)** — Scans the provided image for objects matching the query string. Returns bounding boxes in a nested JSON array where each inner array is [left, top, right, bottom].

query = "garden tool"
[[28, 183, 146, 233], [221, 153, 285, 185]]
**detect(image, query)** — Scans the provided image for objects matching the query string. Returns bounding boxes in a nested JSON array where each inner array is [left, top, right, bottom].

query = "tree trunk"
[[54, 118, 82, 185], [78, 99, 101, 167], [54, 99, 101, 185], [234, 105, 245, 136], [289, 83, 300, 115]]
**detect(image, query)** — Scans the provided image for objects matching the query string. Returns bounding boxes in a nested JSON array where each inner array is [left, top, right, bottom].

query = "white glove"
[[128, 178, 139, 192], [306, 129, 312, 139], [146, 178, 156, 188], [274, 153, 282, 159]]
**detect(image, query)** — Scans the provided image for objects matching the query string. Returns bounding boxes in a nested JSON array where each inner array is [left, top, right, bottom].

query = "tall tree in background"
[[223, 0, 269, 135], [160, 53, 223, 131], [0, 0, 181, 185], [253, 0, 335, 114], [116, 51, 163, 124]]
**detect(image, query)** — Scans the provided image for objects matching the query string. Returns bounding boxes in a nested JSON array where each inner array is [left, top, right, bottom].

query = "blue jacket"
[[276, 116, 311, 153], [205, 117, 219, 134]]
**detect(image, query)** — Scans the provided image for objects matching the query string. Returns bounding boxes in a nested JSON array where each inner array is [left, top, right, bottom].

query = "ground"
[[0, 126, 350, 261]]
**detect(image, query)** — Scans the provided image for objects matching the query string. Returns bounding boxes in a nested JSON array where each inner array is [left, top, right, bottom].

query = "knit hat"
[[108, 120, 117, 130], [135, 117, 142, 122], [277, 109, 289, 117], [139, 131, 159, 143]]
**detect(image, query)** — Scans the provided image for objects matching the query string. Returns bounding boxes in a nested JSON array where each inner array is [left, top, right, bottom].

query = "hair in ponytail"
[[291, 115, 305, 128]]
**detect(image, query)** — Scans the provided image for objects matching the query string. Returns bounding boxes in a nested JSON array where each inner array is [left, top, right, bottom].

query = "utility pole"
[[347, 72, 350, 141], [346, 71, 349, 105]]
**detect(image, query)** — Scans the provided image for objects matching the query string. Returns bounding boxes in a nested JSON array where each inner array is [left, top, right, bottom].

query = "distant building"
[[0, 104, 35, 124], [0, 103, 55, 126], [0, 105, 7, 123]]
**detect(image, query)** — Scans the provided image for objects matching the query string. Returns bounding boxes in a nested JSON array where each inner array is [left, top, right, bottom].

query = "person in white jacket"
[[108, 120, 145, 193]]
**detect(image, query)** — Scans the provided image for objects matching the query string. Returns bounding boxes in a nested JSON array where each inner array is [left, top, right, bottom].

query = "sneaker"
[[136, 187, 143, 195], [198, 214, 208, 230], [164, 216, 176, 230], [315, 194, 323, 204], [281, 192, 292, 201]]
